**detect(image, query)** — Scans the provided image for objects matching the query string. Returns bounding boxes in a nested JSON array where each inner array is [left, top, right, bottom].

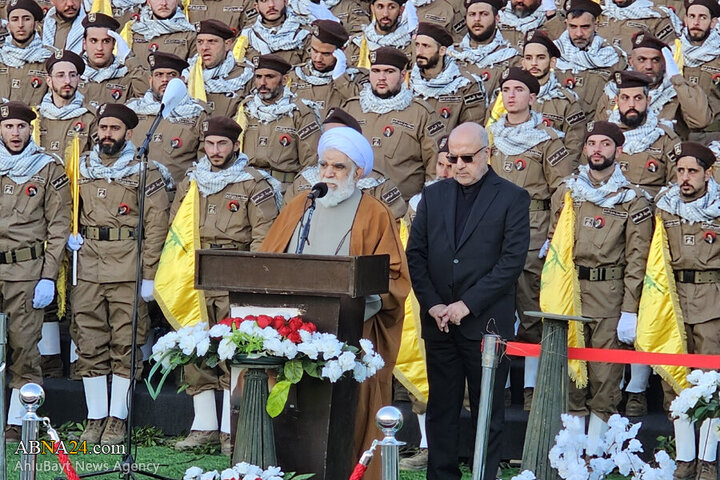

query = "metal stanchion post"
[[19, 383, 45, 480], [0, 313, 7, 480], [375, 406, 405, 480], [471, 334, 502, 480]]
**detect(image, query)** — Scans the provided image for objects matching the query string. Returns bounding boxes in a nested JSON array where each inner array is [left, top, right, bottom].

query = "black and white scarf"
[[127, 90, 205, 123], [0, 34, 52, 67], [498, 4, 545, 33], [38, 91, 88, 120], [293, 62, 333, 86], [601, 0, 660, 20], [554, 31, 620, 72], [410, 58, 473, 99], [242, 13, 309, 54], [244, 87, 298, 123], [82, 54, 128, 83], [354, 20, 413, 50], [603, 75, 677, 116], [566, 164, 638, 207], [657, 177, 720, 223], [131, 6, 195, 41], [681, 26, 720, 68], [488, 110, 563, 155], [80, 141, 139, 181], [188, 52, 253, 94], [358, 83, 413, 114], [608, 109, 669, 155], [0, 140, 54, 183], [42, 7, 86, 54], [449, 31, 519, 68], [536, 72, 572, 104]]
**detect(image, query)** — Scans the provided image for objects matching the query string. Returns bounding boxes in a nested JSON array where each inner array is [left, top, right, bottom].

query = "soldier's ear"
[[550, 57, 557, 70], [233, 140, 241, 153], [616, 146, 623, 157], [713, 18, 719, 29], [125, 129, 133, 141]]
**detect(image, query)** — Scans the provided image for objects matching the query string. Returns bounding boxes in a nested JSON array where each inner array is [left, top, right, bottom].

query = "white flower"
[[153, 331, 179, 355], [183, 466, 203, 480], [196, 337, 211, 357], [279, 339, 298, 359], [263, 337, 284, 356], [337, 351, 356, 372], [260, 466, 283, 479], [200, 471, 218, 480], [315, 333, 343, 360], [363, 352, 385, 372], [232, 463, 262, 476], [238, 320, 260, 335], [260, 326, 282, 342], [359, 338, 375, 355], [511, 470, 536, 480], [353, 363, 369, 382], [209, 324, 231, 338], [297, 340, 319, 360], [178, 334, 197, 356], [321, 360, 344, 382], [218, 337, 238, 360], [220, 469, 237, 480]]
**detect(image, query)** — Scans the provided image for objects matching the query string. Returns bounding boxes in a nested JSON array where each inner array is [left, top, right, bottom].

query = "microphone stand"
[[79, 104, 174, 480], [296, 195, 318, 254]]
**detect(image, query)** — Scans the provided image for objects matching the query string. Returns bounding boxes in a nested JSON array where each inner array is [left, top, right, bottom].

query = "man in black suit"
[[406, 122, 531, 480]]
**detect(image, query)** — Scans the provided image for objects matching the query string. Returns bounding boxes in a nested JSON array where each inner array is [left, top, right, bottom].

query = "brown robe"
[[260, 191, 410, 480]]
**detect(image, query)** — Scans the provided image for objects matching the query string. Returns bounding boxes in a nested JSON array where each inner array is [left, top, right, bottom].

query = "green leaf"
[[289, 474, 315, 479], [266, 380, 292, 417], [303, 360, 321, 378], [285, 359, 304, 384]]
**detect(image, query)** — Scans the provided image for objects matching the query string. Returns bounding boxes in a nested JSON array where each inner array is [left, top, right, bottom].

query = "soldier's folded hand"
[[616, 311, 638, 345], [538, 239, 551, 259], [33, 279, 55, 309], [141, 279, 155, 303], [67, 233, 84, 251]]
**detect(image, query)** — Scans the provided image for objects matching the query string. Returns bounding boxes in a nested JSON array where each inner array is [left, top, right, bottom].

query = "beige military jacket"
[[0, 58, 48, 107], [416, 0, 466, 42], [243, 35, 310, 68], [552, 181, 653, 317], [534, 85, 587, 165], [241, 97, 321, 183], [343, 95, 445, 200], [0, 157, 70, 282], [489, 125, 576, 248], [203, 61, 254, 118], [283, 167, 407, 220], [43, 11, 76, 51], [171, 167, 279, 251], [134, 108, 210, 188], [345, 33, 413, 68], [38, 111, 96, 158], [682, 54, 720, 142], [596, 9, 677, 54], [130, 30, 197, 71], [287, 64, 361, 113], [186, 0, 248, 30], [76, 154, 169, 283], [330, 0, 370, 35], [498, 14, 564, 50], [78, 68, 134, 109], [450, 36, 520, 104]]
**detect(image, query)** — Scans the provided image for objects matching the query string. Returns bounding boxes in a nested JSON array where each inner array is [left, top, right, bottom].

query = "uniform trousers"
[[0, 280, 43, 388], [516, 250, 543, 344]]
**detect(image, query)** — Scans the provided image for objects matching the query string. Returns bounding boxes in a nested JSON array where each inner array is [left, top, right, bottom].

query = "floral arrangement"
[[670, 369, 720, 428], [184, 462, 313, 480], [512, 414, 675, 480], [147, 314, 385, 417]]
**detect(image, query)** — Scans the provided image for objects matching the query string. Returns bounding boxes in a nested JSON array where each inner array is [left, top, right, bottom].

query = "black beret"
[[631, 31, 667, 51], [7, 0, 44, 21], [97, 103, 139, 129], [613, 70, 652, 89], [674, 141, 716, 169], [524, 30, 561, 58], [585, 121, 624, 146], [370, 46, 408, 70], [323, 107, 362, 133], [686, 0, 720, 18], [196, 19, 235, 40], [416, 22, 454, 47], [464, 0, 505, 11], [500, 66, 540, 95], [202, 116, 243, 141], [148, 51, 189, 72], [82, 12, 120, 31], [45, 49, 85, 75], [563, 0, 602, 17], [0, 101, 36, 123], [438, 135, 449, 153], [311, 19, 349, 49], [256, 54, 292, 74]]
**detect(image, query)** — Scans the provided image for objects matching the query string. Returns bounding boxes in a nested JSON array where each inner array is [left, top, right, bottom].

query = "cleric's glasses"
[[446, 146, 487, 164]]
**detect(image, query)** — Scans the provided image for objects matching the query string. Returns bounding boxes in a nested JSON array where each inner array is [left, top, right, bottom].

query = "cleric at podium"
[[260, 126, 410, 480]]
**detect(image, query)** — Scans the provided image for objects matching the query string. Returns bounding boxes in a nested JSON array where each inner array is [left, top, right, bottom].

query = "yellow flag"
[[154, 180, 208, 330], [636, 216, 690, 394], [31, 107, 41, 146], [188, 58, 207, 102], [119, 20, 134, 50], [233, 35, 248, 63], [673, 38, 684, 75], [485, 93, 506, 147], [540, 190, 587, 388], [64, 134, 80, 235], [357, 35, 371, 69], [234, 105, 248, 152], [90, 0, 112, 15], [393, 219, 429, 403], [182, 0, 190, 18]]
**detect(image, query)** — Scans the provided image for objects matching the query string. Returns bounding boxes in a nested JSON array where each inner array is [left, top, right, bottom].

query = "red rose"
[[288, 316, 304, 331], [219, 317, 233, 327], [303, 322, 317, 333], [243, 315, 257, 323], [256, 315, 272, 328], [287, 331, 302, 343], [277, 325, 292, 337], [272, 316, 286, 329], [232, 317, 243, 328]]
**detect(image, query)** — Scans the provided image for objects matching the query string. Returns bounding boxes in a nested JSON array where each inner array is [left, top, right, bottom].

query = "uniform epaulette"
[[245, 166, 271, 183], [411, 97, 436, 115]]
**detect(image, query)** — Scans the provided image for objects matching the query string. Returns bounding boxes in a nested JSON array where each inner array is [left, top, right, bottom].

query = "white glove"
[[67, 233, 84, 251], [33, 279, 55, 309], [662, 47, 680, 78], [332, 49, 347, 80], [141, 280, 155, 302], [617, 311, 638, 345], [541, 0, 557, 14], [538, 239, 551, 259]]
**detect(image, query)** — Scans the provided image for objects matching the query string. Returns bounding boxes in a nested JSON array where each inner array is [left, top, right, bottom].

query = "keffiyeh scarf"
[[554, 31, 620, 72], [243, 13, 310, 53], [358, 83, 414, 114], [131, 6, 195, 41], [0, 34, 52, 67], [498, 5, 545, 33], [410, 59, 473, 99], [681, 26, 720, 68], [0, 140, 54, 183], [536, 72, 572, 104], [354, 20, 413, 50], [608, 109, 669, 155], [449, 31, 519, 67], [42, 7, 86, 54], [601, 0, 660, 20], [189, 154, 253, 196], [244, 87, 298, 123], [294, 62, 334, 86], [566, 164, 637, 207], [657, 177, 720, 223], [82, 54, 128, 83], [38, 91, 88, 120], [79, 141, 139, 181], [603, 75, 677, 115], [189, 52, 253, 94], [488, 110, 563, 155], [127, 90, 205, 123]]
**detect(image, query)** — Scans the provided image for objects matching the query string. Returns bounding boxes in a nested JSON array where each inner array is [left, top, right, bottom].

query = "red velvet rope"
[[55, 450, 80, 480], [348, 463, 368, 480]]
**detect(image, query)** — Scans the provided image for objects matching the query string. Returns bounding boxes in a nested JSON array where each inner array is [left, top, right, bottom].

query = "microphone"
[[308, 182, 328, 200], [160, 78, 187, 119]]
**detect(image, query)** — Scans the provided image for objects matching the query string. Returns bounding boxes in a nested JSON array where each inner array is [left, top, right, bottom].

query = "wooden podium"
[[195, 250, 390, 480]]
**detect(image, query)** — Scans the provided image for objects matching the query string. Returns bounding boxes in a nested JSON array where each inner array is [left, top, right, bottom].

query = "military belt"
[[80, 226, 136, 241], [529, 199, 551, 211], [674, 269, 720, 284], [269, 169, 296, 183], [0, 243, 44, 264], [577, 265, 624, 281], [203, 243, 240, 250]]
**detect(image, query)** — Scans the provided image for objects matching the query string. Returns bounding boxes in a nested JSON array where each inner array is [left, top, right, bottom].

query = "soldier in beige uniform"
[[449, 0, 519, 103], [68, 103, 168, 445], [595, 33, 712, 138], [653, 142, 720, 480], [41, 0, 86, 53], [550, 120, 652, 456], [487, 68, 575, 408], [678, 0, 720, 143], [553, 0, 626, 119], [522, 30, 586, 165], [188, 19, 253, 117], [185, 0, 247, 31], [127, 52, 209, 189], [172, 116, 280, 455], [38, 50, 95, 156], [343, 47, 446, 201], [79, 13, 134, 108], [239, 0, 310, 67], [496, 0, 564, 49], [240, 54, 321, 191], [414, 0, 466, 42], [596, 0, 679, 54], [605, 71, 679, 197], [326, 0, 370, 34], [411, 22, 487, 133], [346, 0, 414, 67], [287, 20, 361, 113], [0, 102, 70, 440], [0, 0, 51, 106]]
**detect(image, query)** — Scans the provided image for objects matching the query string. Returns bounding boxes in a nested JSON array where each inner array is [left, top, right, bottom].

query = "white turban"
[[317, 126, 374, 177]]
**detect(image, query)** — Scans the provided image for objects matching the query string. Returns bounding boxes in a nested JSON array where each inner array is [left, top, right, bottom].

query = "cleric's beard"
[[317, 174, 357, 208]]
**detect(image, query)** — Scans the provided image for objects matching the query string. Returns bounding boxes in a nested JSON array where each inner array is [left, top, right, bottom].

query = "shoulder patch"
[[426, 120, 445, 136], [463, 91, 486, 105], [656, 23, 674, 39], [602, 207, 629, 219], [664, 219, 681, 228], [547, 147, 569, 166], [298, 121, 320, 140], [380, 187, 402, 205], [566, 111, 586, 126], [51, 173, 69, 190], [631, 206, 652, 225], [251, 187, 274, 206], [145, 178, 166, 197]]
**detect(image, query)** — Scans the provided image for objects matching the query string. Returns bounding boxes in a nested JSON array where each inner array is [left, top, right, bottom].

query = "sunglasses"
[[446, 146, 487, 164]]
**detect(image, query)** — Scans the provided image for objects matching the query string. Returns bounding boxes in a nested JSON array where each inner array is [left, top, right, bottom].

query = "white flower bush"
[[670, 369, 720, 424], [183, 463, 313, 480]]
